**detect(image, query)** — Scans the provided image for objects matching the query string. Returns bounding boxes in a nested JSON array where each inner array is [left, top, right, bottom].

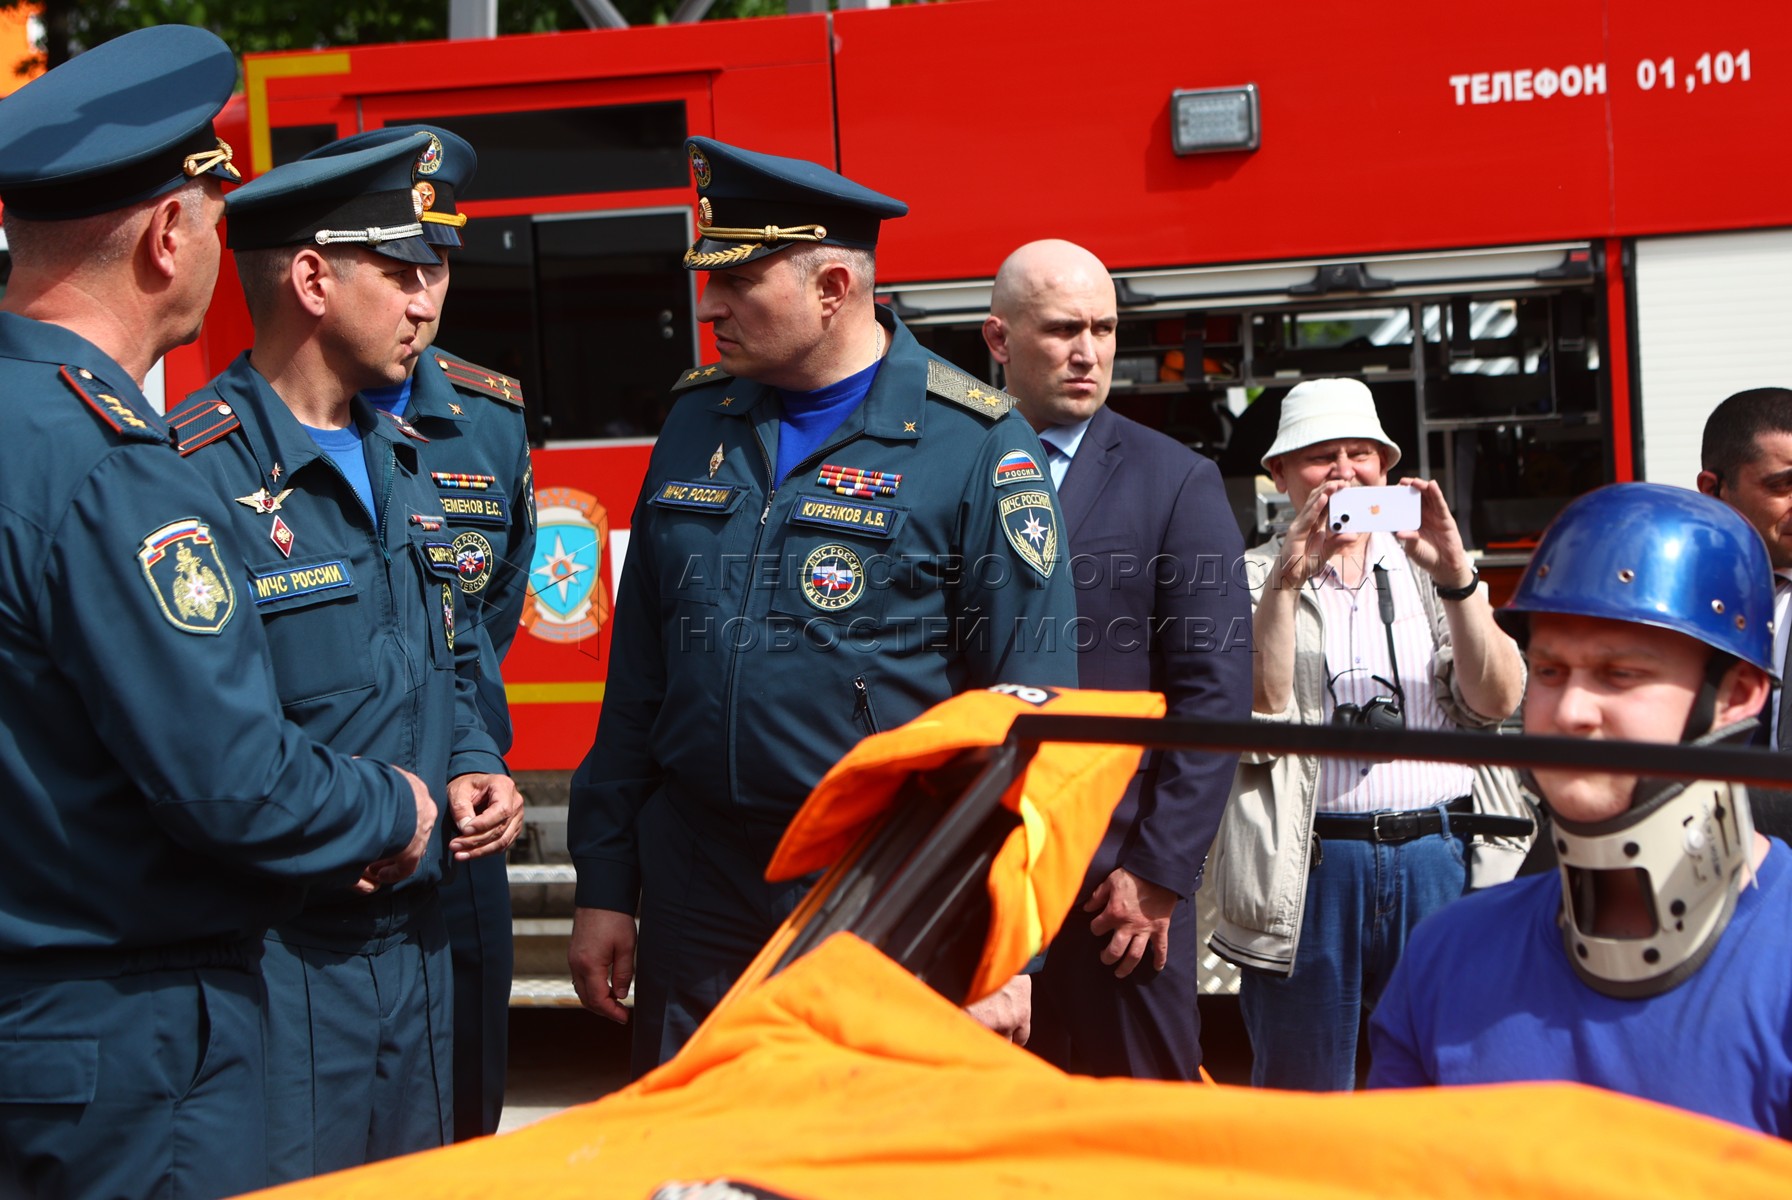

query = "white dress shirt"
[[1035, 414, 1095, 490]]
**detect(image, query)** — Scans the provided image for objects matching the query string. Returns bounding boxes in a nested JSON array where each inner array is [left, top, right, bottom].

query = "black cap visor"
[[228, 185, 438, 265]]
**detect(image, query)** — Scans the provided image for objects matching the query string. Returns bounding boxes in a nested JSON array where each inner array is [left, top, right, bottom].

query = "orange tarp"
[[769, 685, 1165, 1000], [257, 932, 1792, 1200]]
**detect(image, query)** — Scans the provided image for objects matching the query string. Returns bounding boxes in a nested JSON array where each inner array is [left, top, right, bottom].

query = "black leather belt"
[[1313, 797, 1534, 843]]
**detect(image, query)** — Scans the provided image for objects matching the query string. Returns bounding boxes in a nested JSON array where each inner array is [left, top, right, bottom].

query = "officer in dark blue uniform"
[[164, 137, 522, 1180], [301, 124, 536, 1141], [0, 27, 432, 1200], [568, 137, 1080, 1077]]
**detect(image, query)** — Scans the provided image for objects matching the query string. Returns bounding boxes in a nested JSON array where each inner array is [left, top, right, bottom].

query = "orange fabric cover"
[[255, 933, 1792, 1200], [765, 686, 1166, 1000]]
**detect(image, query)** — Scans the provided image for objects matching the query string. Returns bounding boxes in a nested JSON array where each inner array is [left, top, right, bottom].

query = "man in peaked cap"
[[165, 133, 523, 1180], [300, 124, 536, 1142], [0, 26, 437, 1200], [568, 136, 1079, 1076]]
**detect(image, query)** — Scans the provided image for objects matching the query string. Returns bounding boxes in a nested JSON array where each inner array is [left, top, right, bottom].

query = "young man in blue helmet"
[[1369, 482, 1792, 1136]]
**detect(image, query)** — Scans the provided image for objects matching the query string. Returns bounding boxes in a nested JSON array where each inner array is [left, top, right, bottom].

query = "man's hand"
[[964, 973, 1031, 1044], [1276, 478, 1353, 589], [569, 906, 636, 1024], [353, 765, 437, 895], [1393, 477, 1474, 589], [1085, 867, 1176, 978], [446, 772, 525, 861]]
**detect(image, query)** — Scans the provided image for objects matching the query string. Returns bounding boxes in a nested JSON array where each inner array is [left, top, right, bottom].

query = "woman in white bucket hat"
[[1206, 377, 1527, 1090]]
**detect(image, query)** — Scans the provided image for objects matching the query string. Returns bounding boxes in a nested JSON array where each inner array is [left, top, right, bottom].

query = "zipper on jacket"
[[852, 675, 880, 736], [723, 426, 779, 807], [376, 443, 396, 565]]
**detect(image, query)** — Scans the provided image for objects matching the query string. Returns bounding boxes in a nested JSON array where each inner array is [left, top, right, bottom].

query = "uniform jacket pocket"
[[0, 1038, 98, 1104], [246, 557, 373, 702]]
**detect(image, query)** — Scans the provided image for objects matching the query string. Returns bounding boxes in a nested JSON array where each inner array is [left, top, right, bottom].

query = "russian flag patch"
[[992, 449, 1046, 487]]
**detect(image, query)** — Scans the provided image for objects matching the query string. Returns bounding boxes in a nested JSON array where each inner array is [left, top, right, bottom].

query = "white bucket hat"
[[1259, 377, 1402, 471]]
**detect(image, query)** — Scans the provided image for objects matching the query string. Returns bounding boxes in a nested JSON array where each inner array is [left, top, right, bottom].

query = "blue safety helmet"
[[1496, 482, 1775, 675]]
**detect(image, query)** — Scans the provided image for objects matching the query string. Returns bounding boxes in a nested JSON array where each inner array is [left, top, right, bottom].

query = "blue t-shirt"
[[773, 357, 881, 485], [363, 377, 412, 417], [304, 422, 378, 531], [1369, 837, 1792, 1136]]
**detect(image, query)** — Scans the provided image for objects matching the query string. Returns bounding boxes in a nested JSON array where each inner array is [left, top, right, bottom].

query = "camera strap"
[[1372, 562, 1403, 702]]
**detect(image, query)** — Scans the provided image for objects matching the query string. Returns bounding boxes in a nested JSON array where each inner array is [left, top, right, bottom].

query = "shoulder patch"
[[60, 367, 166, 444], [136, 518, 236, 635], [166, 394, 241, 457], [432, 352, 524, 408], [671, 362, 733, 392], [926, 359, 1014, 420]]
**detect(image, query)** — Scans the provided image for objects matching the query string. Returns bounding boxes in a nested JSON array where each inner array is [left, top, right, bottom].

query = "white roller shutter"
[[1633, 229, 1792, 488]]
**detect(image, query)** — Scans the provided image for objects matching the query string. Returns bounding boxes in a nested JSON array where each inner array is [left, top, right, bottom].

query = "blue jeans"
[[1240, 819, 1468, 1091]]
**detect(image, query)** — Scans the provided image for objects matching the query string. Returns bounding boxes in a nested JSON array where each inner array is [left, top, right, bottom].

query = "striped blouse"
[[1310, 534, 1475, 813]]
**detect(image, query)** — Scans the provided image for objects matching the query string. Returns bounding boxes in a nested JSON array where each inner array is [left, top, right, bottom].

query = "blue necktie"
[[1040, 438, 1071, 491]]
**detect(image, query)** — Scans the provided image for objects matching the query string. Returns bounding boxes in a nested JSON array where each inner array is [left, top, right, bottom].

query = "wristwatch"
[[1436, 568, 1480, 602]]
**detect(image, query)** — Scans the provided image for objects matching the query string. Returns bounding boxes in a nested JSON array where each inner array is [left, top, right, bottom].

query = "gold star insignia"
[[449, 402, 464, 415], [484, 375, 497, 388], [904, 421, 917, 432], [701, 366, 718, 377], [719, 397, 734, 407], [502, 384, 513, 400], [686, 370, 702, 381]]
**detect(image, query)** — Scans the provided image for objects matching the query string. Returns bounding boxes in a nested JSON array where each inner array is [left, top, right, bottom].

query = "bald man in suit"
[[983, 239, 1252, 1079]]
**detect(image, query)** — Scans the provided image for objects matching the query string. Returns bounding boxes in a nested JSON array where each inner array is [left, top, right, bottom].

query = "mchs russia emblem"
[[524, 486, 612, 644]]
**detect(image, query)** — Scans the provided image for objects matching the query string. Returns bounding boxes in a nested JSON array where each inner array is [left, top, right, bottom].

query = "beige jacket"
[[1205, 536, 1530, 974]]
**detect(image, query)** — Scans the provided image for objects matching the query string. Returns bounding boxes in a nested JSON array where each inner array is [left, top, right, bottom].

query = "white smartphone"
[[1327, 484, 1420, 534]]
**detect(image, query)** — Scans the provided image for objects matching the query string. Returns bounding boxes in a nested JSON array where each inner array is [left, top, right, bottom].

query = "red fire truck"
[[8, 0, 1790, 774]]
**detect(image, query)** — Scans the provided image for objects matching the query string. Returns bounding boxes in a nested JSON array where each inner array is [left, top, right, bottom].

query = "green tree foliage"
[[2, 0, 797, 70]]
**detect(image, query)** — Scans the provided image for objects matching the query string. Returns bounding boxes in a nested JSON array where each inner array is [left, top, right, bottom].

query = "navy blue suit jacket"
[[1055, 404, 1252, 897]]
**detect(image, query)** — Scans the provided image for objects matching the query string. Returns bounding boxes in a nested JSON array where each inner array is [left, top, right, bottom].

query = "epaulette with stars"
[[60, 365, 167, 444], [925, 359, 1014, 421], [671, 362, 732, 392], [167, 393, 241, 457], [432, 350, 524, 408]]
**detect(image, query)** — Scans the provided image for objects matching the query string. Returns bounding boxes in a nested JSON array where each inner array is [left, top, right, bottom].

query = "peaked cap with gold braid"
[[682, 135, 908, 271]]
